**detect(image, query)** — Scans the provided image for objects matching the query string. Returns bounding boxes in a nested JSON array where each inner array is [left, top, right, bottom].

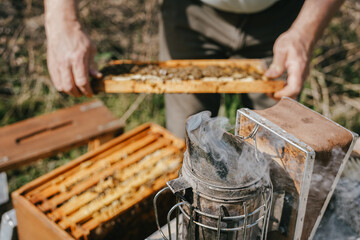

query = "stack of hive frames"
[[12, 123, 185, 240]]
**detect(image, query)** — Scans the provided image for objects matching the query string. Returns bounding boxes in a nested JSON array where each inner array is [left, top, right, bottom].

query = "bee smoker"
[[154, 111, 272, 240]]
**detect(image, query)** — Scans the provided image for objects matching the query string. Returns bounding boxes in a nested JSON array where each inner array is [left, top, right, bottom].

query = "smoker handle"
[[154, 187, 171, 240], [237, 123, 262, 162], [154, 186, 189, 240]]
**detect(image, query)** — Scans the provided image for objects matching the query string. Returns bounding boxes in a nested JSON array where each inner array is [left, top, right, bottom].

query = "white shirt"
[[201, 0, 279, 13]]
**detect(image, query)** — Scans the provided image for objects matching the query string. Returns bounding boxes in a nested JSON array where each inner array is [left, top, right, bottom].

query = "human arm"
[[44, 0, 101, 97], [265, 0, 345, 99]]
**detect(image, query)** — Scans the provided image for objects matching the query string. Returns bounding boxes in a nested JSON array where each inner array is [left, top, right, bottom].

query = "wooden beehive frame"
[[93, 59, 285, 94], [12, 123, 185, 240]]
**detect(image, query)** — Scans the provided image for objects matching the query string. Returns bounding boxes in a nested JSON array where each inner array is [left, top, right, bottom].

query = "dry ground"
[[0, 0, 359, 238]]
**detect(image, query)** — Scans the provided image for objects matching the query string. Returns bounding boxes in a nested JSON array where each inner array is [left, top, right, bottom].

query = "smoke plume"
[[185, 111, 269, 187]]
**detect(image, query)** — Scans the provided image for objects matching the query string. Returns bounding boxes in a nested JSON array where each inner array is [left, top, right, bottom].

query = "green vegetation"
[[0, 0, 359, 193]]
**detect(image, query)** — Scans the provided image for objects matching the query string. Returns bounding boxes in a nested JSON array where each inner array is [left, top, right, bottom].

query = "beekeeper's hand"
[[265, 0, 344, 99], [44, 0, 101, 97], [265, 29, 310, 99]]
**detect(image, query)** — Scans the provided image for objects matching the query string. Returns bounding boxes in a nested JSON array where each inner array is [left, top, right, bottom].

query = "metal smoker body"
[[154, 112, 273, 240]]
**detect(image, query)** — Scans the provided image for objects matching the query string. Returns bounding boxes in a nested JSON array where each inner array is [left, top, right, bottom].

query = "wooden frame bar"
[[93, 59, 285, 94]]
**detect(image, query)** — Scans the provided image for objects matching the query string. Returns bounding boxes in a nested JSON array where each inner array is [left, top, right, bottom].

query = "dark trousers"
[[160, 0, 304, 138]]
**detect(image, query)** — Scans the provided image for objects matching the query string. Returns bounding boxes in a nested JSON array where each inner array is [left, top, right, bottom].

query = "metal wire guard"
[[178, 189, 272, 232], [154, 185, 272, 240]]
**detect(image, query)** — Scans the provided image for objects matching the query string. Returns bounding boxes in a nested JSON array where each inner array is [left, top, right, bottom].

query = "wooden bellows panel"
[[237, 98, 357, 240], [93, 59, 285, 94], [12, 123, 185, 240]]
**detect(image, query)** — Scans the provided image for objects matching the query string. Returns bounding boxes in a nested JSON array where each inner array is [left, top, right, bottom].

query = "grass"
[[1, 0, 359, 196]]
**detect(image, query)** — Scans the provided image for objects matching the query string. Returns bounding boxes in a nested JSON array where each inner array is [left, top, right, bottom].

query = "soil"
[[100, 63, 264, 81]]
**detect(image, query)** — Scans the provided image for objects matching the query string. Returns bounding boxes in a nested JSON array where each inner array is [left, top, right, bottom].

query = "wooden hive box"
[[12, 123, 185, 240]]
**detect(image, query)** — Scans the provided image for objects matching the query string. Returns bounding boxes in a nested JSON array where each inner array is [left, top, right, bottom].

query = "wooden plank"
[[87, 132, 116, 151], [0, 100, 124, 171], [12, 194, 74, 240], [97, 79, 284, 94], [149, 124, 186, 149], [110, 59, 266, 72], [93, 59, 285, 94]]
